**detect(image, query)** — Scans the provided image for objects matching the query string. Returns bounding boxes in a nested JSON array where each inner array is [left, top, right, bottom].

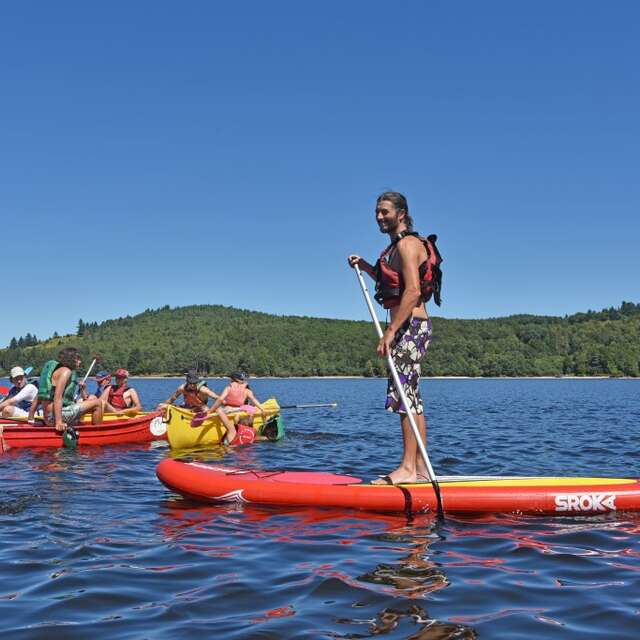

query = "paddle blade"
[[191, 412, 208, 428], [62, 427, 79, 449], [0, 386, 9, 395], [261, 415, 284, 442]]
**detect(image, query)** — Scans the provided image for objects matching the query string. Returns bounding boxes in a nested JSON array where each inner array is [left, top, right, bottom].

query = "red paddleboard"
[[156, 459, 640, 516]]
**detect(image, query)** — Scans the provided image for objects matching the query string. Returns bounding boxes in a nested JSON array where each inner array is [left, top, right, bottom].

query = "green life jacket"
[[38, 359, 78, 407]]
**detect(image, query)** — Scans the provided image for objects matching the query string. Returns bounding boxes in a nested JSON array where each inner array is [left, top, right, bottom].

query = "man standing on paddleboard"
[[348, 191, 442, 485]]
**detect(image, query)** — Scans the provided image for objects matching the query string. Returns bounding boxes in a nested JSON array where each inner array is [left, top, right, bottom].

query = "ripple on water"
[[2, 378, 640, 639]]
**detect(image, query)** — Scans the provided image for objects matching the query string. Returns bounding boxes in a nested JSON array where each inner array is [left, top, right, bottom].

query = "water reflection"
[[334, 604, 477, 639], [159, 499, 478, 638], [359, 524, 447, 598]]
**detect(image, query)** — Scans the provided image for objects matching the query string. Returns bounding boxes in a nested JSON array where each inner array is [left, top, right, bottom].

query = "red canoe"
[[1, 412, 167, 448], [156, 459, 640, 516]]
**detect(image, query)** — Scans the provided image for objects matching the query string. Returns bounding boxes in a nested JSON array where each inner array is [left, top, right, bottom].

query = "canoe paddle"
[[354, 264, 445, 520], [279, 403, 337, 410], [189, 402, 338, 428], [74, 353, 100, 402], [190, 411, 209, 427]]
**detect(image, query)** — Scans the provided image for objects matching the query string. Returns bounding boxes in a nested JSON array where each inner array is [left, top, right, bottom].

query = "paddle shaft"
[[74, 356, 99, 401], [354, 264, 444, 516], [278, 403, 337, 409]]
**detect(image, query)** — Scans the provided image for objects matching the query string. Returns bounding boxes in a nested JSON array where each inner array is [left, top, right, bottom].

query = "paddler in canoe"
[[205, 371, 268, 445], [88, 370, 113, 401], [348, 191, 442, 485], [0, 366, 39, 419], [158, 369, 219, 413], [100, 368, 143, 415], [32, 347, 104, 434]]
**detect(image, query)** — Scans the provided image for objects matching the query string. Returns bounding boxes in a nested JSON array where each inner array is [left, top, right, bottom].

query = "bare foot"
[[370, 469, 417, 485]]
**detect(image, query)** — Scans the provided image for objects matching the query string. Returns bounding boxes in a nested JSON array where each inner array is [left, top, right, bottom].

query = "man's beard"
[[378, 215, 400, 234]]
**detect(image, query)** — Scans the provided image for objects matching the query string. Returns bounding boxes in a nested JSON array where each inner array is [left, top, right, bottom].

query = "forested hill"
[[1, 302, 640, 378]]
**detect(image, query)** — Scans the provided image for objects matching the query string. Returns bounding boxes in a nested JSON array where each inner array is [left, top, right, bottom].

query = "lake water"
[[1, 378, 640, 639]]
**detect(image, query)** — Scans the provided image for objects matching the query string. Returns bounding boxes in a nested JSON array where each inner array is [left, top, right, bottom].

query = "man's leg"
[[374, 319, 432, 484], [411, 413, 431, 480], [74, 398, 103, 424]]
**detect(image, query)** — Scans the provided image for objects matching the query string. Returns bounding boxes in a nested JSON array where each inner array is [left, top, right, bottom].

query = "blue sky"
[[1, 1, 638, 347]]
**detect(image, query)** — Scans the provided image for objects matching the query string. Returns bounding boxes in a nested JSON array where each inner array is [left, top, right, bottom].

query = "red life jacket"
[[229, 423, 256, 446], [108, 384, 130, 410], [374, 232, 442, 309], [183, 382, 208, 409]]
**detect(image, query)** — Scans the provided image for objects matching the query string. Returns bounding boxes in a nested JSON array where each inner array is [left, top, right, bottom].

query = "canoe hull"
[[1, 412, 167, 448], [156, 459, 640, 516], [165, 398, 283, 449]]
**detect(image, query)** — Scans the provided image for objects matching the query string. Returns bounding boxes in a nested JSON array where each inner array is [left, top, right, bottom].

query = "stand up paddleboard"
[[156, 459, 640, 516]]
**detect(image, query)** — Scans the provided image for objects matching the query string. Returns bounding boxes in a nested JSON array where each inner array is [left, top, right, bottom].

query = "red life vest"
[[183, 382, 208, 409], [108, 384, 130, 410], [374, 232, 442, 309], [229, 423, 256, 446]]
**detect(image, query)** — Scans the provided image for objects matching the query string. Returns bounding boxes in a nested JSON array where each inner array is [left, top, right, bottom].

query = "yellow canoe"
[[165, 398, 283, 449]]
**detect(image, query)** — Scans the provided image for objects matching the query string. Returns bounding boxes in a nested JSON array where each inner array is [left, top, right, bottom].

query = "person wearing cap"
[[157, 369, 218, 413], [103, 368, 142, 415], [91, 371, 112, 400], [206, 372, 268, 444], [0, 366, 39, 419]]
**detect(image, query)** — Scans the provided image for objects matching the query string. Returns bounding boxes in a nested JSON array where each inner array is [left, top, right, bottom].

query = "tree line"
[[1, 302, 639, 378]]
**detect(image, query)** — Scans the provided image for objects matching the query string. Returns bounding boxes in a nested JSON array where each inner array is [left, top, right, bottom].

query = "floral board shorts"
[[385, 318, 433, 415]]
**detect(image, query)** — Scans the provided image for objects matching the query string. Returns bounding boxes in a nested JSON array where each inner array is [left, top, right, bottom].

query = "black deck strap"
[[433, 481, 445, 522], [398, 484, 444, 522], [398, 486, 414, 519]]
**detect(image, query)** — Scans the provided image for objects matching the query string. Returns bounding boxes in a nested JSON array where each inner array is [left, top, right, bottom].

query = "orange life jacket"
[[374, 232, 442, 309], [183, 382, 208, 409], [225, 382, 248, 407]]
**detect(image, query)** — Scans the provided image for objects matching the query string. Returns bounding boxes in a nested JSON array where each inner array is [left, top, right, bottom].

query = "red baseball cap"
[[115, 368, 129, 378]]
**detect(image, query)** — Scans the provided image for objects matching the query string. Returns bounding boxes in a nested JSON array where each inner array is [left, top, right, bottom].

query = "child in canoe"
[[157, 369, 219, 413], [206, 372, 268, 445]]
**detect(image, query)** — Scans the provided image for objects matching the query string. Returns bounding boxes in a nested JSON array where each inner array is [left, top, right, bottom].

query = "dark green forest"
[[1, 302, 639, 378]]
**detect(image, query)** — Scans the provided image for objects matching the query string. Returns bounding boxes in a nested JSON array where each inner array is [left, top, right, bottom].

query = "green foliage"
[[1, 302, 639, 377]]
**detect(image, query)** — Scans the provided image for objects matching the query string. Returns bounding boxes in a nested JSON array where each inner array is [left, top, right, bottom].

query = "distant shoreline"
[[126, 374, 638, 381], [3, 374, 637, 383]]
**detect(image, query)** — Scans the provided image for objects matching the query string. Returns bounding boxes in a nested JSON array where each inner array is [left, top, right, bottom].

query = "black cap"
[[230, 371, 247, 382], [185, 369, 200, 384]]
